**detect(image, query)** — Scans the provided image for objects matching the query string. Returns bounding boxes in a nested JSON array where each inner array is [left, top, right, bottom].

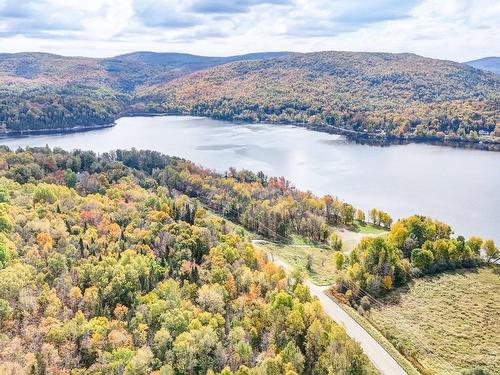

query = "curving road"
[[261, 246, 408, 375]]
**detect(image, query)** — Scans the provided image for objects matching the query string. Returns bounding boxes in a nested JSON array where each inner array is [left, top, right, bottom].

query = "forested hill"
[[0, 146, 493, 372], [139, 51, 500, 145], [1, 50, 499, 147], [465, 56, 500, 75], [0, 51, 293, 91], [0, 51, 292, 132], [0, 146, 377, 374]]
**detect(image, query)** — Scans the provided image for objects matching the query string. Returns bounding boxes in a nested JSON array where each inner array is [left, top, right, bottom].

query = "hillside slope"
[[0, 51, 294, 91], [0, 52, 293, 132], [1, 50, 499, 148], [0, 146, 377, 374], [466, 57, 500, 75], [138, 51, 500, 144], [0, 53, 125, 132]]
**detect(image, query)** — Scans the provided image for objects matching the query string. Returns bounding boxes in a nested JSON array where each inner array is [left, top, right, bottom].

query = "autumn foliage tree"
[[0, 147, 375, 374]]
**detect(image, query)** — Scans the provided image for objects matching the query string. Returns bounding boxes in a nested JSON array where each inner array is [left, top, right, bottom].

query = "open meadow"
[[366, 266, 500, 374], [253, 224, 387, 285], [333, 221, 388, 252], [253, 242, 337, 285]]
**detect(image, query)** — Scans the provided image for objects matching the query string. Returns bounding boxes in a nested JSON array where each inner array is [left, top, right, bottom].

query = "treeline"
[[140, 96, 500, 143], [333, 215, 497, 305], [0, 84, 124, 132], [0, 147, 375, 374], [142, 158, 387, 244], [0, 146, 387, 246]]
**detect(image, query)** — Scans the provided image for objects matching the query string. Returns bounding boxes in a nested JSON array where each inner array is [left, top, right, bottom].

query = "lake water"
[[1, 116, 499, 243]]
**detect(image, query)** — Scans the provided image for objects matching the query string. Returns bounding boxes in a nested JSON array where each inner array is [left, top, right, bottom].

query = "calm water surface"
[[2, 116, 499, 242]]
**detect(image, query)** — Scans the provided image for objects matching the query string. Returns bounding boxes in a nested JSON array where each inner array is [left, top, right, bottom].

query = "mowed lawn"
[[367, 266, 500, 375]]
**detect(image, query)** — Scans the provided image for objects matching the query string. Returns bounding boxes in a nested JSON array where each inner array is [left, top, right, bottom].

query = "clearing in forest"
[[365, 266, 500, 375], [254, 224, 387, 285]]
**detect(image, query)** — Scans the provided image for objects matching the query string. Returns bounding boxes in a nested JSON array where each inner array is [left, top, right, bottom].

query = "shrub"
[[360, 296, 371, 311], [409, 267, 423, 278]]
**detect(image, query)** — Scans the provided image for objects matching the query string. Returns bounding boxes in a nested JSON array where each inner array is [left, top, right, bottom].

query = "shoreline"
[[0, 113, 498, 152], [0, 122, 116, 137], [132, 111, 500, 152], [0, 113, 497, 243], [303, 123, 500, 152]]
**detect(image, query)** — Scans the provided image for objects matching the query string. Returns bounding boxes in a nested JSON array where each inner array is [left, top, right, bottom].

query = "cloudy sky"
[[0, 0, 498, 61]]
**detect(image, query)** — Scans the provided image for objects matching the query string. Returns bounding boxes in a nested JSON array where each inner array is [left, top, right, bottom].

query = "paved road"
[[306, 282, 407, 375], [263, 247, 408, 375]]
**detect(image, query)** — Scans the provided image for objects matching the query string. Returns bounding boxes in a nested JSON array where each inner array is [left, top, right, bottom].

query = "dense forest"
[[1, 51, 499, 148], [332, 215, 493, 303], [0, 146, 497, 373], [141, 52, 500, 145], [0, 84, 124, 132], [0, 146, 377, 374]]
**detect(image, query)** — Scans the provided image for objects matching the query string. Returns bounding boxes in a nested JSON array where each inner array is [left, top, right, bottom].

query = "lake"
[[1, 115, 499, 243]]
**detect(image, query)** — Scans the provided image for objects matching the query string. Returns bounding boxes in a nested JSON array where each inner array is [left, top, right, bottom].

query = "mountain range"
[[0, 51, 498, 147], [465, 57, 500, 75]]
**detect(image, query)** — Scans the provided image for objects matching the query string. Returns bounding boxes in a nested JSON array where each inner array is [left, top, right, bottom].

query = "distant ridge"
[[465, 57, 500, 75], [0, 51, 295, 91], [0, 50, 498, 149], [108, 51, 294, 69], [139, 50, 500, 146]]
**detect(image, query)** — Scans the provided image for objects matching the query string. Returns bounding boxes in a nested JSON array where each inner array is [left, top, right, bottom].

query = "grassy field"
[[253, 242, 337, 285], [325, 289, 421, 375], [351, 221, 388, 235], [253, 225, 387, 285], [334, 223, 388, 252], [366, 266, 500, 375]]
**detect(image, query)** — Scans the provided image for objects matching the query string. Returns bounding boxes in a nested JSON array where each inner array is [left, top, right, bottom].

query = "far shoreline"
[[125, 111, 500, 152], [0, 122, 115, 138], [1, 112, 499, 152]]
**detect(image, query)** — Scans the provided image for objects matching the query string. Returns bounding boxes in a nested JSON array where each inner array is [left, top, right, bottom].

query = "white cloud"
[[82, 0, 135, 39], [0, 0, 498, 61]]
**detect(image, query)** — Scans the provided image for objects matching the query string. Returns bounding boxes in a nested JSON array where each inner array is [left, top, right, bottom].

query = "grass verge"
[[366, 266, 500, 374], [325, 289, 422, 375], [253, 242, 336, 285]]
